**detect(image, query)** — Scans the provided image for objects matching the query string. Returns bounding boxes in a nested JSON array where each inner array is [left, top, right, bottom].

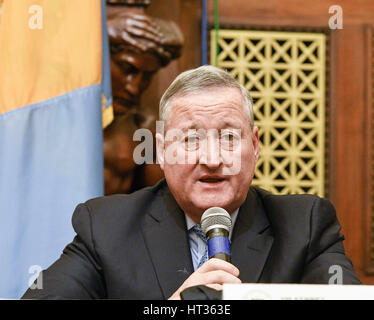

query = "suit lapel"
[[141, 182, 274, 297], [140, 184, 194, 299], [231, 188, 274, 283]]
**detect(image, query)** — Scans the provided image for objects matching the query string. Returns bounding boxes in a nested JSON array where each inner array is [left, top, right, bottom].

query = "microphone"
[[201, 207, 232, 262]]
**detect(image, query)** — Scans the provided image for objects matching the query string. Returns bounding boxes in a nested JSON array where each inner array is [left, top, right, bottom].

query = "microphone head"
[[201, 207, 232, 235]]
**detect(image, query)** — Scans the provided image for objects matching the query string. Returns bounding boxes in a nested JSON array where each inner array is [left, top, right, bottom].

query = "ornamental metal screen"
[[211, 29, 326, 196]]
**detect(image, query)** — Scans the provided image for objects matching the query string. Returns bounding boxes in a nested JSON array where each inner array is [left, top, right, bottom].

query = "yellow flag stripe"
[[0, 0, 102, 114]]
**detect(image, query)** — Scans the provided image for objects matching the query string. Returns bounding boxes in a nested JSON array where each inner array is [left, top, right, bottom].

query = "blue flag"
[[0, 0, 112, 298]]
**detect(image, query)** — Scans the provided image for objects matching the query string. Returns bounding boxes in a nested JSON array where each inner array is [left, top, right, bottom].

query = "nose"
[[125, 72, 143, 96], [199, 135, 222, 169]]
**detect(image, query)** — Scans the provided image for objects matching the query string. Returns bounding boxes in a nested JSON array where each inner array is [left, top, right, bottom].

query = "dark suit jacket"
[[22, 179, 360, 299]]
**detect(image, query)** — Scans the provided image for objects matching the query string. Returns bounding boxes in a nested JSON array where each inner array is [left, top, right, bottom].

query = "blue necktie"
[[192, 224, 209, 268]]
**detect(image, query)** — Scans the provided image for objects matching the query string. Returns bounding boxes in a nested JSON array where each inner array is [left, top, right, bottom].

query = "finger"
[[127, 26, 162, 43], [155, 47, 172, 61], [130, 13, 153, 22], [120, 32, 147, 51], [205, 283, 223, 291], [203, 270, 242, 285], [107, 27, 124, 43], [143, 41, 159, 51], [197, 258, 240, 277], [127, 14, 162, 33], [133, 15, 160, 31], [127, 19, 163, 39]]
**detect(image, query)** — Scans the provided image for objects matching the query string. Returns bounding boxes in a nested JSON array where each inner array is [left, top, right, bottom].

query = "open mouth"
[[199, 177, 225, 183]]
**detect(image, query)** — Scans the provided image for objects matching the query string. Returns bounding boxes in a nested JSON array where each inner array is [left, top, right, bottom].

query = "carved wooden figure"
[[104, 0, 183, 195]]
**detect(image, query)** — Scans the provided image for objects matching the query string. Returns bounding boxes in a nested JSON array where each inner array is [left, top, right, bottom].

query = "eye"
[[222, 133, 235, 141], [117, 61, 138, 74], [184, 135, 200, 151], [221, 130, 240, 150], [186, 135, 197, 143], [221, 132, 237, 143]]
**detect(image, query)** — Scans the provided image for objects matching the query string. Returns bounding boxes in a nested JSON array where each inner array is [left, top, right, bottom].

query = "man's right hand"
[[168, 258, 241, 300]]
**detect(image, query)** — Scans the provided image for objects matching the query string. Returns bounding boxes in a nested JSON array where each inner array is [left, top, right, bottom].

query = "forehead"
[[167, 87, 248, 128], [112, 49, 161, 72]]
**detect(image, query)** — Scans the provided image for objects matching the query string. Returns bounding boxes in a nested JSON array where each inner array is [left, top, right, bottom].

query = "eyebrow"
[[181, 120, 242, 131], [221, 120, 242, 129]]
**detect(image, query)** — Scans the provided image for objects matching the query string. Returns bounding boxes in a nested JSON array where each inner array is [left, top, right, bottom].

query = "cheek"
[[163, 141, 200, 166], [163, 164, 194, 185], [220, 141, 256, 176], [241, 147, 257, 175], [233, 144, 257, 184]]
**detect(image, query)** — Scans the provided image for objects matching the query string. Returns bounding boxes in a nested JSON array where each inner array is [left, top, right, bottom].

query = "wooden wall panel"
[[209, 0, 374, 285], [363, 25, 374, 277], [331, 25, 366, 278], [142, 0, 374, 284], [207, 0, 374, 27]]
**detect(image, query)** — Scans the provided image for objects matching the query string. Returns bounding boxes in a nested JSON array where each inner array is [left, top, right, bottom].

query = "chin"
[[193, 196, 232, 211]]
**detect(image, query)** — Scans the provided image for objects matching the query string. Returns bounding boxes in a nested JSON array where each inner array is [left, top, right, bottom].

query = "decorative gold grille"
[[211, 30, 326, 196]]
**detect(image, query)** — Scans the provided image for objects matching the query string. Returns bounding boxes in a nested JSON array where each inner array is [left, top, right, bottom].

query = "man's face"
[[110, 49, 161, 114], [156, 87, 259, 222]]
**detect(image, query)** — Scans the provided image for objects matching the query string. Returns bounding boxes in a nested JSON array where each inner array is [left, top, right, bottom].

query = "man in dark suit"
[[22, 66, 360, 300]]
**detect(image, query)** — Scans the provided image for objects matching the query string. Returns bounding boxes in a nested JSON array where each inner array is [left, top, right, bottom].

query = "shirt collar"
[[185, 208, 239, 240]]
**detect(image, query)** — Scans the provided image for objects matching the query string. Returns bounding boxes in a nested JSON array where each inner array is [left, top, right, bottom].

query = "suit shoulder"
[[251, 186, 333, 224], [80, 179, 166, 220], [254, 186, 323, 208]]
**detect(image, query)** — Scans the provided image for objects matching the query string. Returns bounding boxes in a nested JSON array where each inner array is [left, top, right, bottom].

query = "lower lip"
[[198, 180, 226, 187]]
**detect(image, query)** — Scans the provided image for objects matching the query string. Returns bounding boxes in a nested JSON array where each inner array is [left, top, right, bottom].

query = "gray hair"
[[159, 65, 254, 128]]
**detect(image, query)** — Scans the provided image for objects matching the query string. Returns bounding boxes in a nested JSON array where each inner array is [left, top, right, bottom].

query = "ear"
[[155, 132, 165, 170], [252, 126, 260, 162]]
